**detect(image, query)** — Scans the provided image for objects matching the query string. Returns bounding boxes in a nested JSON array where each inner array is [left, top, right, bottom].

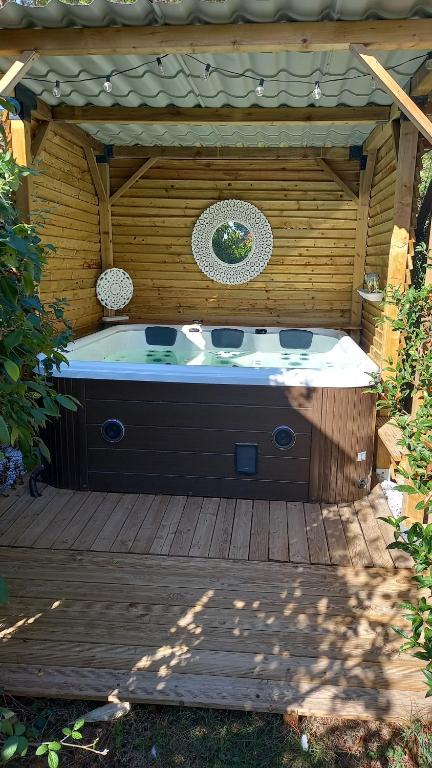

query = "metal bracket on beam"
[[15, 82, 38, 120], [96, 144, 113, 163], [349, 145, 363, 160]]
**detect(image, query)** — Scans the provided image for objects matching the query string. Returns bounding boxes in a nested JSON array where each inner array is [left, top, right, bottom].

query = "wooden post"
[[98, 162, 113, 271], [9, 115, 32, 223], [98, 161, 114, 318], [381, 121, 419, 369], [351, 150, 377, 333]]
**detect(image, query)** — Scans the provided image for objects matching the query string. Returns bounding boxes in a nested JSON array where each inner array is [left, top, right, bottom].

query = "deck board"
[[0, 483, 426, 720], [208, 498, 235, 559], [268, 501, 289, 562]]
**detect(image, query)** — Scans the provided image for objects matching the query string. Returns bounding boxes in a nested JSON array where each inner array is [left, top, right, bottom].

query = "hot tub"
[[45, 324, 379, 503]]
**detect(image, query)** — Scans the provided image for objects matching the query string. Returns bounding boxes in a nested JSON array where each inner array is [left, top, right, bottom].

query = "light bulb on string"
[[157, 57, 165, 76], [312, 80, 322, 101], [103, 76, 113, 93], [202, 63, 211, 80], [52, 80, 61, 98], [255, 78, 265, 97]]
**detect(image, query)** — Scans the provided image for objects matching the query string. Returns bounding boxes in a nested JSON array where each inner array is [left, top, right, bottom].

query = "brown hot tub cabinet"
[[45, 379, 376, 504]]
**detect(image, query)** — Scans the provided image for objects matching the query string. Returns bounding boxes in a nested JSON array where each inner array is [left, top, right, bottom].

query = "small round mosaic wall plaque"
[[192, 199, 273, 285], [96, 268, 134, 310]]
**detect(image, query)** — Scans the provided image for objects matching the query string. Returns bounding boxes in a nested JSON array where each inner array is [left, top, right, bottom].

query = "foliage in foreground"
[[379, 514, 432, 697], [0, 706, 106, 766], [2, 699, 432, 768], [0, 121, 77, 470], [372, 282, 432, 519], [370, 279, 432, 697]]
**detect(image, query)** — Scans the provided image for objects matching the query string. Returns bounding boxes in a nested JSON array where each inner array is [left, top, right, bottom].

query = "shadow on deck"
[[0, 483, 429, 721]]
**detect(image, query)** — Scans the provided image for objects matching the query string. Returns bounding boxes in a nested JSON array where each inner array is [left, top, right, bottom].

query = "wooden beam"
[[316, 158, 359, 202], [1, 19, 432, 56], [351, 150, 377, 329], [410, 58, 432, 97], [84, 146, 107, 204], [111, 146, 351, 160], [381, 121, 418, 368], [0, 50, 38, 96], [31, 121, 51, 163], [350, 44, 432, 144], [9, 116, 32, 222], [109, 157, 159, 204], [52, 105, 390, 126]]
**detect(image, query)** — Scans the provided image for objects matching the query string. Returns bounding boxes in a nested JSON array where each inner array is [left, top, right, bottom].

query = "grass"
[[4, 697, 432, 768]]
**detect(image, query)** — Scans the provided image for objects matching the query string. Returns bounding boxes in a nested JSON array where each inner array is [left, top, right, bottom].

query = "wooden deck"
[[0, 483, 430, 721], [0, 482, 414, 566]]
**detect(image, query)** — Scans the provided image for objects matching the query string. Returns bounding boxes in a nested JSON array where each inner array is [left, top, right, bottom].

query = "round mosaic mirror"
[[192, 200, 273, 285]]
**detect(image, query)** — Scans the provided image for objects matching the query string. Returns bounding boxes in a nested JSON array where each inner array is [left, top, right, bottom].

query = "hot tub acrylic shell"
[[44, 325, 378, 504]]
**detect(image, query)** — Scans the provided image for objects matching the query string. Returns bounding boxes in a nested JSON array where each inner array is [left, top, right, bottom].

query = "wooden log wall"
[[361, 126, 398, 363], [31, 125, 103, 335], [109, 154, 360, 328]]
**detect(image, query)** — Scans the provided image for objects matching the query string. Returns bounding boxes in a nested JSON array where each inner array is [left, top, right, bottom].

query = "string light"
[[255, 78, 265, 97], [312, 80, 322, 101], [103, 76, 113, 93], [24, 52, 426, 99]]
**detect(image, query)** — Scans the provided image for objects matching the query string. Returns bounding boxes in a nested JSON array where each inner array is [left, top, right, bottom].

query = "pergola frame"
[[1, 16, 431, 352]]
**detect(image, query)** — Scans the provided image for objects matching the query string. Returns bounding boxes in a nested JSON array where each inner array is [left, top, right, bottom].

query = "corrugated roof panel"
[[0, 0, 430, 28], [80, 122, 375, 147]]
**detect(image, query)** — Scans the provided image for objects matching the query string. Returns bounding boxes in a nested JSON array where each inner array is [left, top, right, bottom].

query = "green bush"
[[0, 117, 77, 469], [370, 278, 432, 696]]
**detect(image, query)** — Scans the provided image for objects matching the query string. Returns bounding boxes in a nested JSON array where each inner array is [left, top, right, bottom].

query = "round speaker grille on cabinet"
[[101, 419, 125, 443], [272, 426, 296, 450]]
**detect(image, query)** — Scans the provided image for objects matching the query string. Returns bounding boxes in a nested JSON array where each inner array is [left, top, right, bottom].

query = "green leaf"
[[3, 359, 20, 382], [61, 727, 72, 737], [22, 272, 34, 295], [16, 735, 28, 756], [48, 749, 59, 768], [0, 415, 10, 445], [48, 741, 61, 751], [42, 396, 59, 417], [0, 709, 14, 721], [0, 97, 17, 113], [35, 743, 49, 755], [395, 484, 419, 495], [38, 440, 51, 463], [73, 719, 85, 730], [56, 394, 78, 412], [13, 723, 26, 736], [0, 719, 13, 737], [1, 736, 18, 762], [71, 731, 82, 740], [3, 329, 23, 351]]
